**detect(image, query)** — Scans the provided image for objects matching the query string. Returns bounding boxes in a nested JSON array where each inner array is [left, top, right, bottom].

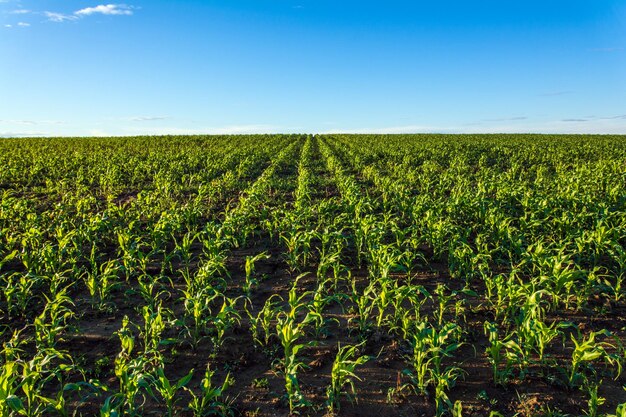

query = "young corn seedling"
[[280, 229, 313, 272], [275, 276, 315, 412], [606, 244, 626, 302], [584, 380, 605, 417], [307, 279, 340, 339], [276, 312, 312, 413], [10, 351, 70, 417], [246, 295, 281, 350], [243, 251, 270, 296], [210, 295, 242, 352], [187, 365, 234, 417], [117, 230, 141, 280], [316, 250, 342, 287], [569, 329, 621, 387], [404, 321, 463, 401], [433, 366, 466, 417], [173, 229, 200, 271], [404, 321, 432, 395], [516, 316, 566, 363], [483, 321, 521, 385], [147, 367, 194, 417], [83, 245, 120, 310], [435, 284, 453, 327], [136, 273, 170, 309], [0, 361, 21, 416], [3, 272, 38, 319], [34, 289, 75, 350], [111, 316, 150, 416], [181, 286, 221, 348], [349, 279, 377, 339], [391, 286, 431, 340], [326, 343, 369, 414], [374, 276, 395, 329], [141, 303, 171, 362]]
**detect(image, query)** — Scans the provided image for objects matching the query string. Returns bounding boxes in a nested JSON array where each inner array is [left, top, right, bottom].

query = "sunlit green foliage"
[[0, 134, 625, 416]]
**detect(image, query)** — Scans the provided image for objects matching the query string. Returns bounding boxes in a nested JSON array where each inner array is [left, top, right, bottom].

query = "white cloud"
[[10, 9, 31, 14], [119, 124, 299, 136], [17, 22, 29, 27], [130, 116, 169, 122], [208, 124, 288, 134], [43, 4, 135, 23], [321, 125, 440, 134], [75, 4, 133, 16], [0, 119, 63, 125], [89, 129, 111, 137], [320, 118, 626, 135], [45, 11, 77, 22], [4, 24, 12, 28], [0, 132, 48, 138]]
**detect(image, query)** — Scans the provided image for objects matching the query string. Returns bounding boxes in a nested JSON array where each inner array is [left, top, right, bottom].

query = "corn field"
[[0, 134, 625, 416]]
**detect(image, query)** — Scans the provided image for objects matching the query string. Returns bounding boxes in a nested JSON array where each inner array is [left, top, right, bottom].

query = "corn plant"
[[141, 303, 172, 362], [326, 343, 369, 414], [34, 289, 75, 350], [307, 279, 340, 339], [0, 361, 21, 416], [404, 320, 463, 407], [111, 316, 150, 416], [275, 277, 315, 412], [209, 295, 242, 352], [3, 272, 38, 319], [569, 329, 622, 387], [9, 351, 70, 417], [181, 286, 216, 348], [280, 229, 314, 272], [146, 367, 194, 417], [243, 251, 270, 295], [349, 279, 377, 339], [83, 245, 120, 310], [187, 365, 234, 417]]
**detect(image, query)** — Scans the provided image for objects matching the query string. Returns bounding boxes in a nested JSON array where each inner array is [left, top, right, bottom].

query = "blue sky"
[[1, 0, 625, 136]]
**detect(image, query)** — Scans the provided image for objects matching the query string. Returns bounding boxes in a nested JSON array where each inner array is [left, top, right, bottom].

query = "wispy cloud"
[[0, 131, 48, 138], [0, 119, 63, 125], [565, 114, 626, 121], [208, 124, 289, 134], [10, 9, 31, 14], [320, 116, 626, 135], [44, 11, 78, 22], [322, 125, 441, 134], [3, 22, 30, 28], [119, 124, 298, 136], [45, 4, 135, 22], [129, 116, 169, 122], [89, 129, 111, 137], [482, 116, 527, 122], [75, 4, 134, 16]]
